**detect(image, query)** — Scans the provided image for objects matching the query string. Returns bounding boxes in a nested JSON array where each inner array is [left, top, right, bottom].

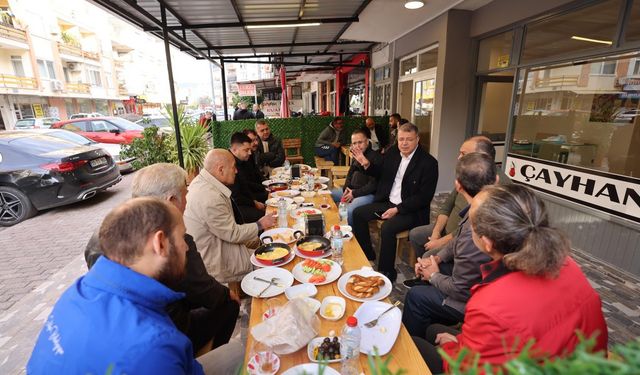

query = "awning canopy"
[[90, 0, 375, 74]]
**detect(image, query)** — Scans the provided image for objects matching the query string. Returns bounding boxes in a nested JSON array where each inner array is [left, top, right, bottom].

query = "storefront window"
[[400, 56, 417, 76], [521, 0, 621, 63], [418, 49, 438, 71], [374, 65, 391, 81], [624, 1, 640, 43], [477, 31, 513, 71], [510, 53, 640, 177]]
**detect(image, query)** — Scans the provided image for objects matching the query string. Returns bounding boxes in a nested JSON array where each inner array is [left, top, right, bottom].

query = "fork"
[[364, 301, 401, 328]]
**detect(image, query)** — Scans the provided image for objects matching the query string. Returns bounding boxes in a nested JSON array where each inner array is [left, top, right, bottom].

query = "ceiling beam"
[[220, 59, 367, 68], [184, 40, 371, 51], [288, 0, 307, 54], [323, 0, 372, 55], [143, 17, 358, 31], [218, 51, 367, 59], [229, 0, 256, 55]]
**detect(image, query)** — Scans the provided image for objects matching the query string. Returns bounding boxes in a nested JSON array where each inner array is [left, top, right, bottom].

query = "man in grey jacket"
[[401, 152, 496, 337], [315, 117, 348, 164]]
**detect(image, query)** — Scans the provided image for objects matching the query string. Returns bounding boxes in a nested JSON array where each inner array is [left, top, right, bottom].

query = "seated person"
[[315, 117, 348, 165], [350, 123, 438, 282], [255, 119, 285, 176], [242, 128, 268, 202], [405, 136, 511, 288], [229, 132, 266, 223], [184, 149, 276, 284], [362, 117, 388, 151], [414, 184, 608, 373], [330, 128, 382, 225], [402, 153, 495, 338], [84, 163, 239, 355], [28, 198, 244, 374]]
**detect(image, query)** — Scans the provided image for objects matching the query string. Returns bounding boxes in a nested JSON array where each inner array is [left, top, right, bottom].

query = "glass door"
[[413, 78, 435, 152]]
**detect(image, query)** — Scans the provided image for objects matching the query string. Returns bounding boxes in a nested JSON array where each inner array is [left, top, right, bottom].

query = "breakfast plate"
[[353, 301, 402, 356], [265, 197, 294, 207], [307, 336, 342, 363], [250, 251, 295, 268], [290, 207, 322, 219], [272, 189, 300, 198], [292, 259, 341, 285], [260, 227, 300, 244], [337, 267, 392, 303], [293, 245, 332, 260], [241, 268, 294, 298], [281, 363, 340, 375], [262, 178, 288, 186]]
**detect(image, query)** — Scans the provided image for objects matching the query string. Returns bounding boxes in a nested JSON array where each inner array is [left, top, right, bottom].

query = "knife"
[[253, 276, 284, 288]]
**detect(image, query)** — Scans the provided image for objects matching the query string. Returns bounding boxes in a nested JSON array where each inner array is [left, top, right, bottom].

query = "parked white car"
[[14, 117, 60, 129]]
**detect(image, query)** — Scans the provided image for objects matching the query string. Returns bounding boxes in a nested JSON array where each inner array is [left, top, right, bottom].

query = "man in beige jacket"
[[184, 149, 276, 283]]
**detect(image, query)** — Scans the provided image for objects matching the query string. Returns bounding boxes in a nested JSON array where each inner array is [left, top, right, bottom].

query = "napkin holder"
[[291, 165, 301, 178], [305, 214, 325, 236]]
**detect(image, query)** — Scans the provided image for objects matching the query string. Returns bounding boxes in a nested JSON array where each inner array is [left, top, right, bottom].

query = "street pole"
[[160, 3, 184, 168], [220, 59, 229, 121], [209, 62, 216, 110]]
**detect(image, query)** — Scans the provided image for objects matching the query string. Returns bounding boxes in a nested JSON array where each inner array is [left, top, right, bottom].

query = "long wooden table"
[[244, 194, 431, 374]]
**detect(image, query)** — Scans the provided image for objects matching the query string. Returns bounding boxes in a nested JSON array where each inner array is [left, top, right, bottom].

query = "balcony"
[[57, 42, 100, 61], [534, 75, 580, 88], [0, 24, 27, 43], [118, 84, 128, 96], [0, 74, 37, 89], [66, 82, 91, 94]]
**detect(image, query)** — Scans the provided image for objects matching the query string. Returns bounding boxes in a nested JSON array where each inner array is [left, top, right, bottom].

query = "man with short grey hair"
[[84, 163, 241, 356]]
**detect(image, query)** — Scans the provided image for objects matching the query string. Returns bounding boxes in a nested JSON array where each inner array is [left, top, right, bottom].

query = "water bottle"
[[277, 198, 288, 228], [331, 225, 343, 266], [306, 173, 315, 191], [283, 159, 291, 178], [340, 316, 361, 375], [338, 199, 348, 225]]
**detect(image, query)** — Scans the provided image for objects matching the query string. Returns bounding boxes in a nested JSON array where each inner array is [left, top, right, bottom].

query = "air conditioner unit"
[[50, 80, 64, 92], [67, 62, 79, 71]]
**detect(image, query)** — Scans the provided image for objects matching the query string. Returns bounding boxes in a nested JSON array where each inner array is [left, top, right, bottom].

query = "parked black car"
[[0, 132, 121, 226]]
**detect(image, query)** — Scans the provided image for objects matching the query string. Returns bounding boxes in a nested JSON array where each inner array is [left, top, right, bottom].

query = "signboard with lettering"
[[238, 83, 257, 97], [262, 100, 280, 118], [506, 154, 640, 223], [32, 104, 44, 118]]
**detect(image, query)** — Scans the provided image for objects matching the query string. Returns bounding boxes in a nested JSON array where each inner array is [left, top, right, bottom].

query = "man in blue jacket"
[[27, 198, 243, 374]]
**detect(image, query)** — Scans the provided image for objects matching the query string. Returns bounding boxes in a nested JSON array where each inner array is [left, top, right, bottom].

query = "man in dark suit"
[[242, 128, 268, 202], [229, 132, 266, 223], [351, 123, 439, 282], [362, 117, 389, 152]]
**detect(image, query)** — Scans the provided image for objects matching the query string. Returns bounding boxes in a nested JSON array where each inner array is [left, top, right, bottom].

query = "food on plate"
[[323, 303, 343, 319], [272, 232, 294, 243], [295, 209, 319, 217], [256, 247, 289, 261], [312, 336, 341, 361], [302, 259, 333, 284], [345, 274, 385, 298], [308, 274, 326, 284], [298, 242, 324, 252], [277, 191, 292, 197]]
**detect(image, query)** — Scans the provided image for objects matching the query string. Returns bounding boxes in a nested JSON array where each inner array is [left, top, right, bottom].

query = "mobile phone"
[[374, 211, 385, 219]]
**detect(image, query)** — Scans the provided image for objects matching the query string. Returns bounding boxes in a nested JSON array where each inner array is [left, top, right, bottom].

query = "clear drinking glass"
[[249, 338, 278, 374]]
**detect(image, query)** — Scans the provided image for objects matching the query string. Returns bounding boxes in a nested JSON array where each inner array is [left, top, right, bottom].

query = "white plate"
[[262, 178, 288, 186], [246, 351, 280, 375], [284, 283, 318, 300], [290, 207, 322, 219], [324, 231, 354, 241], [260, 227, 300, 244], [241, 268, 294, 298], [250, 251, 295, 268], [353, 301, 402, 356], [307, 336, 342, 363], [292, 259, 342, 285], [281, 363, 340, 375], [293, 245, 332, 260], [272, 189, 300, 198], [265, 197, 294, 207], [298, 183, 328, 192], [337, 267, 392, 303], [315, 176, 330, 184]]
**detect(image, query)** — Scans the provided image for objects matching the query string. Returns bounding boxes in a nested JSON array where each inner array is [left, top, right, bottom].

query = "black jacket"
[[84, 233, 232, 333], [254, 110, 265, 119], [233, 108, 254, 120], [362, 124, 389, 151], [256, 134, 286, 169], [231, 155, 265, 206], [367, 145, 438, 225], [237, 156, 268, 202], [344, 145, 382, 198]]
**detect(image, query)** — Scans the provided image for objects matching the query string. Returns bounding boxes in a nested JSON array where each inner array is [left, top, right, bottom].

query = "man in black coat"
[[84, 163, 239, 354], [242, 128, 268, 202], [362, 117, 389, 152], [351, 123, 439, 282], [255, 119, 285, 176], [233, 102, 254, 120], [229, 132, 266, 223]]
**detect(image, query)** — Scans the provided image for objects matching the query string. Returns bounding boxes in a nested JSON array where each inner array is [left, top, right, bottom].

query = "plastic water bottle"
[[340, 316, 361, 375], [331, 225, 343, 266], [277, 198, 288, 228], [283, 159, 291, 177], [306, 173, 315, 191], [338, 199, 348, 225]]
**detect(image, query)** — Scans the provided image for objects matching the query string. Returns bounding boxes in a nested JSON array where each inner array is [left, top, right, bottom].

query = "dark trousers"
[[186, 299, 239, 354], [412, 324, 461, 374], [237, 205, 265, 223], [402, 261, 463, 337], [352, 201, 419, 282], [315, 145, 339, 164]]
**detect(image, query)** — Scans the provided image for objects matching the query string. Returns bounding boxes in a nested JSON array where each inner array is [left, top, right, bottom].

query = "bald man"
[[362, 117, 388, 151], [184, 149, 276, 283]]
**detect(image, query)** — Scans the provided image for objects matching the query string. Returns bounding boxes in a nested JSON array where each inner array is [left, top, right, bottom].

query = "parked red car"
[[51, 117, 144, 145]]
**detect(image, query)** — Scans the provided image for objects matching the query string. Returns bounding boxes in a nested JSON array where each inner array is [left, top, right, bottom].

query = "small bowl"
[[319, 204, 330, 210], [285, 283, 318, 300], [302, 297, 321, 314], [320, 296, 346, 321], [307, 336, 342, 363], [293, 196, 305, 204], [301, 191, 316, 198]]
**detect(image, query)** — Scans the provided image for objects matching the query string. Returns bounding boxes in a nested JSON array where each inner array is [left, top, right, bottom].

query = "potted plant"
[[165, 104, 210, 181]]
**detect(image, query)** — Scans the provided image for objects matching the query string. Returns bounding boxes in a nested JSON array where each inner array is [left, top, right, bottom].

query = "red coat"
[[442, 257, 607, 372]]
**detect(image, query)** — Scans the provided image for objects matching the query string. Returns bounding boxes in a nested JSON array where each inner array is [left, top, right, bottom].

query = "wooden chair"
[[331, 166, 350, 189], [375, 221, 415, 267], [314, 156, 334, 182], [282, 138, 304, 165]]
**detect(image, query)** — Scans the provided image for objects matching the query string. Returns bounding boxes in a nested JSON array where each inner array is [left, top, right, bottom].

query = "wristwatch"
[[428, 272, 438, 282]]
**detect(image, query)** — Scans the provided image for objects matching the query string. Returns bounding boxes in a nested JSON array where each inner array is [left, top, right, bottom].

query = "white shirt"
[[389, 148, 417, 205], [262, 140, 269, 153], [369, 128, 380, 151]]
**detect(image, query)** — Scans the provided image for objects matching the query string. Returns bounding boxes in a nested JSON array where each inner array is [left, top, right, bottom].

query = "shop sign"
[[238, 84, 257, 97], [32, 104, 44, 118], [262, 100, 280, 118], [506, 154, 640, 223], [497, 54, 510, 68]]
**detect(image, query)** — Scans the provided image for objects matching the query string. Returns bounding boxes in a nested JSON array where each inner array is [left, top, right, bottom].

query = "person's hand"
[[424, 236, 448, 251], [258, 213, 277, 230], [254, 201, 266, 210], [350, 147, 369, 168], [435, 332, 458, 345], [342, 188, 354, 203], [229, 289, 241, 305], [415, 257, 432, 279], [332, 142, 341, 149], [423, 255, 440, 279], [381, 207, 398, 220]]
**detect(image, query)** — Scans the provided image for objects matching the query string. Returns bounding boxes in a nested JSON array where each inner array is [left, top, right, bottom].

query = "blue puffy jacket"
[[27, 256, 204, 375]]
